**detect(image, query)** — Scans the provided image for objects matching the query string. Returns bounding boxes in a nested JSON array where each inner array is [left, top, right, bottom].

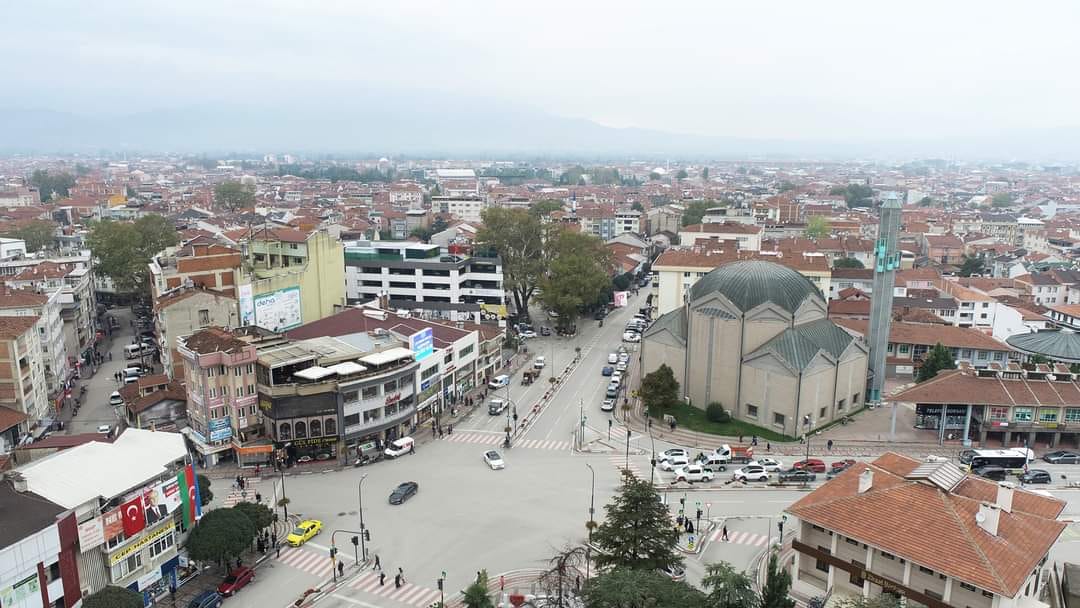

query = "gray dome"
[[1006, 330, 1080, 363], [688, 260, 822, 314]]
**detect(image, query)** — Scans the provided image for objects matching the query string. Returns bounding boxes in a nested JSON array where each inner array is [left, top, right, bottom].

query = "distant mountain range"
[[1, 101, 1078, 162]]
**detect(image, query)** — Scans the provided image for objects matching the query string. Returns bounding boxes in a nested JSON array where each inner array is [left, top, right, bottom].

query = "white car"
[[534, 356, 546, 369], [618, 352, 630, 364], [608, 353, 619, 364], [601, 398, 615, 412], [489, 375, 510, 389], [659, 448, 689, 462], [97, 425, 111, 434], [616, 361, 628, 372], [751, 458, 783, 472], [732, 464, 771, 482], [483, 450, 505, 470], [622, 332, 641, 343], [660, 455, 689, 471], [109, 391, 123, 406], [519, 330, 537, 339], [673, 465, 715, 483], [610, 372, 622, 386]]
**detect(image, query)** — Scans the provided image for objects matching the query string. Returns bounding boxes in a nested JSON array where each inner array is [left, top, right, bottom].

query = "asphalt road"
[[65, 306, 145, 435]]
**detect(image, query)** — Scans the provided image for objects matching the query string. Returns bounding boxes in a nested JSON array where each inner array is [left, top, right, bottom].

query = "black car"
[[778, 469, 816, 483], [1043, 450, 1080, 464], [974, 466, 1007, 481], [389, 481, 419, 505], [540, 326, 551, 336], [1019, 469, 1052, 484]]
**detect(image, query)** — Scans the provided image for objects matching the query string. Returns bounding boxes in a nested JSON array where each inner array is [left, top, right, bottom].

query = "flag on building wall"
[[121, 496, 145, 537]]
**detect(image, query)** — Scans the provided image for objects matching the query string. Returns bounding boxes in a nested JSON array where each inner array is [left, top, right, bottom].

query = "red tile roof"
[[835, 319, 1012, 352], [0, 316, 39, 339], [0, 406, 27, 432]]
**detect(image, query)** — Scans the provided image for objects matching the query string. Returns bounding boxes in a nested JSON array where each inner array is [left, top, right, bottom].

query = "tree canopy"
[[582, 568, 706, 608], [87, 215, 179, 294], [214, 181, 256, 211], [761, 551, 795, 608], [991, 192, 1014, 208], [681, 200, 716, 226], [702, 561, 760, 608], [233, 501, 274, 531], [918, 342, 956, 382], [958, 255, 985, 277], [185, 507, 257, 568], [833, 257, 864, 269], [462, 570, 495, 608], [1, 220, 56, 253], [805, 216, 830, 239], [529, 200, 564, 218], [539, 229, 612, 328], [30, 169, 75, 202], [640, 364, 680, 411], [476, 208, 549, 318], [675, 169, 689, 180], [833, 184, 874, 208], [592, 476, 682, 572], [196, 474, 213, 505], [82, 585, 143, 608]]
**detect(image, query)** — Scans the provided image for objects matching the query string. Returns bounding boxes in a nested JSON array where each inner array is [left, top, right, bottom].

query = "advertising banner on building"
[[103, 507, 124, 541], [253, 286, 302, 331], [409, 327, 434, 361], [479, 303, 507, 321], [613, 291, 629, 307], [77, 516, 105, 551], [238, 283, 255, 326], [0, 574, 40, 606], [208, 417, 233, 442]]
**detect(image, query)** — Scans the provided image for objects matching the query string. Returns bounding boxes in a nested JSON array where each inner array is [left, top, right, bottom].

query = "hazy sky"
[[5, 0, 1079, 141]]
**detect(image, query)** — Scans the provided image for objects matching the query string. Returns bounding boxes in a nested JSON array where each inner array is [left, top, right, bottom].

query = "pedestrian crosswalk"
[[277, 547, 334, 577], [708, 529, 771, 547], [445, 432, 570, 451], [610, 456, 643, 480], [347, 571, 443, 607]]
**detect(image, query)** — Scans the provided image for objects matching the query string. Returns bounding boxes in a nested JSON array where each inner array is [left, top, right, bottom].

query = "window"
[[819, 407, 826, 419], [343, 390, 359, 403], [310, 419, 322, 437], [919, 566, 934, 575], [149, 531, 176, 559], [110, 552, 143, 580], [959, 582, 977, 592], [344, 413, 359, 426], [815, 546, 830, 573], [198, 309, 210, 326], [207, 367, 215, 378], [294, 421, 307, 438], [384, 379, 397, 393], [852, 393, 860, 405], [247, 364, 255, 374], [898, 344, 910, 354], [1038, 408, 1059, 423], [845, 537, 859, 546], [235, 387, 243, 397], [247, 384, 256, 395], [880, 551, 895, 560], [773, 413, 785, 427], [837, 398, 846, 411], [1066, 408, 1080, 423], [989, 407, 1009, 421], [924, 589, 943, 601], [459, 345, 474, 358], [684, 272, 691, 278], [235, 367, 242, 377], [993, 351, 1005, 361], [208, 387, 217, 398], [1014, 407, 1033, 422], [279, 423, 292, 440], [362, 386, 378, 400], [421, 366, 439, 381], [325, 418, 337, 435], [961, 349, 973, 359], [746, 404, 759, 418], [977, 350, 989, 360]]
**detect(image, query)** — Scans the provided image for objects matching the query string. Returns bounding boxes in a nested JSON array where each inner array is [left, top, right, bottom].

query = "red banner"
[[103, 507, 124, 540], [121, 496, 145, 537]]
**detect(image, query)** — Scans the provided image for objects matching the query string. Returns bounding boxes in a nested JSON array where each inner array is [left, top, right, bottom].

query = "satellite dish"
[[975, 512, 986, 524]]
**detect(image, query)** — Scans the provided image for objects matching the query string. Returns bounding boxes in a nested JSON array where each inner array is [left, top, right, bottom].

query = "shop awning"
[[359, 347, 414, 366], [235, 444, 274, 455], [294, 366, 336, 381]]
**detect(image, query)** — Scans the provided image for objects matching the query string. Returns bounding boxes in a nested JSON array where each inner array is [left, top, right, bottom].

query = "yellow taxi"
[[286, 519, 323, 547]]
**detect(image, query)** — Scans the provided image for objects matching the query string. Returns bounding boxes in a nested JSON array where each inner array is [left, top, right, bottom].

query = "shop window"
[[325, 418, 337, 435], [1066, 408, 1080, 423], [362, 386, 378, 400], [989, 407, 1009, 421], [1014, 408, 1033, 422], [1039, 408, 1058, 423], [279, 423, 291, 440], [294, 421, 307, 438], [310, 419, 322, 437]]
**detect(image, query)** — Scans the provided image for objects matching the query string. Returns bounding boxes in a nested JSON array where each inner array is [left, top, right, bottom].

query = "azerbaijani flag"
[[178, 463, 202, 529]]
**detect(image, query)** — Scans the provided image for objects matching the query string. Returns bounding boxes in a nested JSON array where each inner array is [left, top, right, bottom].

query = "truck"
[[712, 443, 754, 465]]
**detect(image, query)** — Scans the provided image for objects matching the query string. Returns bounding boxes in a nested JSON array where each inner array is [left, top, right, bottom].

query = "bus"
[[958, 448, 1034, 471]]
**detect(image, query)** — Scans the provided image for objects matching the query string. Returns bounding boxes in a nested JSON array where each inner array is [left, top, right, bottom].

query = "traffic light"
[[351, 535, 359, 546], [696, 508, 703, 519], [364, 529, 371, 541], [437, 578, 444, 591], [330, 547, 337, 558], [679, 497, 686, 507]]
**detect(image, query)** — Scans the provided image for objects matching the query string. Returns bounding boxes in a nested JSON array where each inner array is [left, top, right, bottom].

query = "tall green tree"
[[476, 208, 549, 317], [233, 501, 274, 531], [529, 200, 564, 218], [640, 364, 679, 412], [917, 342, 957, 382], [87, 215, 179, 294], [592, 477, 682, 572], [185, 507, 257, 570], [631, 201, 645, 212], [462, 570, 495, 608], [681, 200, 714, 226], [805, 216, 830, 239], [582, 568, 706, 608], [2, 220, 56, 252], [833, 257, 864, 269], [760, 551, 795, 608], [196, 474, 213, 505], [842, 184, 874, 208], [538, 229, 612, 329], [702, 561, 760, 608], [991, 192, 1013, 207], [214, 181, 256, 211], [30, 169, 75, 202], [82, 585, 143, 608], [676, 169, 689, 180], [958, 255, 985, 277]]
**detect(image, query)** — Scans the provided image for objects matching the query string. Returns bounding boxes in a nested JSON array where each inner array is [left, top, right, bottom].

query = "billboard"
[[102, 507, 124, 541], [77, 516, 105, 551], [479, 303, 507, 321], [409, 327, 434, 361], [253, 286, 302, 331], [238, 283, 255, 325], [142, 478, 183, 527], [613, 291, 629, 307], [208, 417, 233, 442]]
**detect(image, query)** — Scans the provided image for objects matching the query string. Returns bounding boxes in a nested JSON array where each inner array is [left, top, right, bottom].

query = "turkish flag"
[[121, 496, 145, 537]]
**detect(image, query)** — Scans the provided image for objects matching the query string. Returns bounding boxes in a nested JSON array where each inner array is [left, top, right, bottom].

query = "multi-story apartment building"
[[0, 286, 69, 400], [614, 209, 641, 235], [155, 288, 240, 380], [17, 429, 193, 605], [432, 196, 486, 222], [343, 241, 503, 316], [0, 237, 28, 260], [0, 316, 49, 442], [177, 327, 262, 467], [678, 222, 763, 251], [0, 480, 81, 608], [149, 238, 243, 300], [787, 454, 1063, 608]]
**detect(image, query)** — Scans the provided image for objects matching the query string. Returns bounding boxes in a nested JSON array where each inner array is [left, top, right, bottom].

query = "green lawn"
[[647, 402, 793, 442]]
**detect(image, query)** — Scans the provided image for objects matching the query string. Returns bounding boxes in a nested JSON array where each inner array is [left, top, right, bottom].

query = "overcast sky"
[[5, 0, 1078, 142]]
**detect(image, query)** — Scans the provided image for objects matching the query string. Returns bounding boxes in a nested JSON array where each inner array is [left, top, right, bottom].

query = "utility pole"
[[357, 475, 368, 561], [585, 464, 595, 581]]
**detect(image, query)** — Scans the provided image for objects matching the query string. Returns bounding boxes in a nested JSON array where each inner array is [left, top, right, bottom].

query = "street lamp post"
[[803, 415, 813, 463], [625, 427, 631, 470], [585, 463, 596, 581], [357, 475, 368, 562], [648, 426, 656, 484], [279, 467, 289, 520], [777, 514, 788, 546]]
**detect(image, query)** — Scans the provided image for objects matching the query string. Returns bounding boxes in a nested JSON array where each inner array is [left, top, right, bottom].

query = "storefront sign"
[[259, 398, 272, 411], [109, 523, 175, 566], [103, 507, 124, 541], [137, 567, 163, 591], [208, 417, 233, 442], [0, 574, 40, 606], [991, 421, 1009, 427], [409, 328, 434, 361], [385, 392, 402, 406], [293, 436, 338, 448], [78, 516, 105, 551]]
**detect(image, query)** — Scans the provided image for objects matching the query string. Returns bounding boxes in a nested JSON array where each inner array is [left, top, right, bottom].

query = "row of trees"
[[476, 207, 612, 329], [86, 215, 179, 294], [0, 220, 57, 253], [829, 184, 874, 208], [30, 169, 76, 202]]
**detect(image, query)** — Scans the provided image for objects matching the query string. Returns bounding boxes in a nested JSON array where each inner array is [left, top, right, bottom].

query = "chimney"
[[857, 469, 873, 494], [8, 472, 27, 493], [997, 481, 1015, 513], [977, 502, 1001, 536]]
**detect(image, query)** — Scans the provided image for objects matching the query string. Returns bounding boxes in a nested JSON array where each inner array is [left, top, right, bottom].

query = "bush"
[[705, 403, 730, 423]]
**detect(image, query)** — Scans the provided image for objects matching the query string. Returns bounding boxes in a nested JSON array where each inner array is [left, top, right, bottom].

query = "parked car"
[[659, 564, 686, 582], [539, 326, 551, 336], [610, 373, 621, 387], [519, 329, 537, 339], [830, 458, 857, 471], [383, 437, 415, 458], [752, 457, 783, 472], [601, 398, 615, 412], [616, 361, 628, 372], [974, 466, 1007, 481], [109, 391, 123, 406], [187, 591, 223, 608], [606, 383, 619, 398], [673, 464, 715, 483], [286, 520, 323, 546], [618, 352, 630, 364], [792, 458, 827, 473], [1044, 450, 1080, 464], [217, 566, 254, 597], [608, 353, 619, 364], [659, 448, 689, 462], [488, 399, 507, 415], [622, 331, 641, 343], [97, 425, 111, 434], [732, 464, 771, 482], [489, 375, 510, 389], [1019, 469, 1052, 484], [602, 366, 615, 376], [389, 481, 420, 504], [483, 450, 505, 470], [778, 469, 817, 483]]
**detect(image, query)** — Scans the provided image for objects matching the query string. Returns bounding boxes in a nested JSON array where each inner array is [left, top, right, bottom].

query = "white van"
[[384, 436, 415, 458], [489, 374, 510, 389], [124, 344, 154, 360], [121, 366, 143, 378], [533, 356, 546, 369]]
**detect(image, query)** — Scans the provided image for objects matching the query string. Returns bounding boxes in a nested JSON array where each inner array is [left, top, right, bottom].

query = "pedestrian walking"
[[338, 561, 344, 577], [374, 555, 381, 571], [722, 525, 729, 541], [766, 442, 771, 452], [738, 434, 743, 444], [448, 424, 453, 435], [432, 426, 437, 439], [398, 567, 405, 583], [276, 544, 281, 558], [827, 439, 834, 451], [394, 574, 401, 588], [108, 352, 112, 361], [379, 572, 386, 586], [410, 443, 415, 454], [669, 419, 676, 431], [255, 492, 262, 503]]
